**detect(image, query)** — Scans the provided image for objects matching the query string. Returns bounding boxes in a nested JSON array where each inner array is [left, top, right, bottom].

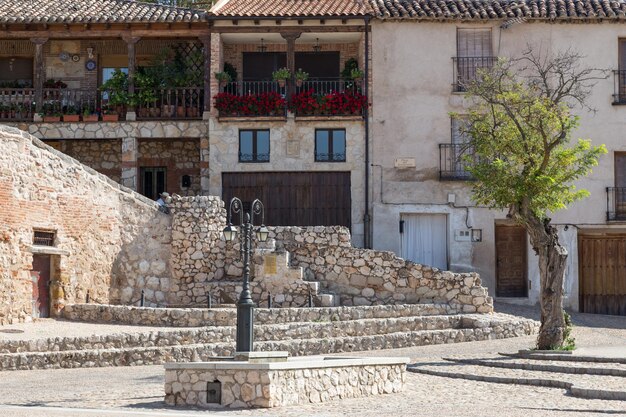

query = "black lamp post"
[[222, 197, 269, 352]]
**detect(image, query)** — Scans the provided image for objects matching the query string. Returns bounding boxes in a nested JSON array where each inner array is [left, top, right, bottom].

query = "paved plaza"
[[0, 303, 624, 417]]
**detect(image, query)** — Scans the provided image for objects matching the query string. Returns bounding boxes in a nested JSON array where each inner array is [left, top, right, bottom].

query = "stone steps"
[[0, 313, 534, 354], [408, 357, 626, 401], [0, 320, 537, 371]]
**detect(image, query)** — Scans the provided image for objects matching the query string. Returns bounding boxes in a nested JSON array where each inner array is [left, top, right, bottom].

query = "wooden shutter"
[[457, 29, 493, 57]]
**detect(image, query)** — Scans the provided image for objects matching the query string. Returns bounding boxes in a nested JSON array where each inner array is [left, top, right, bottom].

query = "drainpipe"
[[363, 16, 371, 249]]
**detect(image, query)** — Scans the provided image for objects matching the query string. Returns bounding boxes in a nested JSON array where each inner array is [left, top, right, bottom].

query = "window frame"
[[315, 128, 347, 162], [239, 129, 270, 163]]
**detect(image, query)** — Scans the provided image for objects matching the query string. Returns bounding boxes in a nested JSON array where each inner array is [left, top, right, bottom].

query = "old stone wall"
[[0, 125, 171, 324], [45, 139, 122, 183], [167, 196, 493, 313], [165, 361, 406, 408]]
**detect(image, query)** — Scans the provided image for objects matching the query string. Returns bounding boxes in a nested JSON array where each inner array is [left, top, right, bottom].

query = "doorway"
[[400, 214, 448, 270], [31, 254, 51, 318], [495, 224, 528, 297]]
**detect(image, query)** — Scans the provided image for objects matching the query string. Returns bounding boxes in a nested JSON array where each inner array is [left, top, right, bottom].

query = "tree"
[[459, 48, 607, 349]]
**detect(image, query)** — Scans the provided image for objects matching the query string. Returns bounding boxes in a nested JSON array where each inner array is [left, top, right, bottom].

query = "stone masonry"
[[0, 125, 171, 324]]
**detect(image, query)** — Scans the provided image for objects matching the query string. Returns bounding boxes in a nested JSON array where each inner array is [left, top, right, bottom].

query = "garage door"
[[222, 172, 351, 229], [578, 234, 626, 316], [400, 214, 448, 270]]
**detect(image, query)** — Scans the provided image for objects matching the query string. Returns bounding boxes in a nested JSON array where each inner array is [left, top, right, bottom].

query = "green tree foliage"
[[459, 48, 607, 350]]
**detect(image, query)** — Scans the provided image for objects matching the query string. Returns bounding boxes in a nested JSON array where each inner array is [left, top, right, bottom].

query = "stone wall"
[[0, 125, 172, 324], [45, 139, 122, 183], [167, 196, 493, 313], [164, 359, 407, 408]]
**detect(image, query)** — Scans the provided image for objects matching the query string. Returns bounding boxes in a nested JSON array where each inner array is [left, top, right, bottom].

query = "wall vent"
[[33, 230, 55, 247]]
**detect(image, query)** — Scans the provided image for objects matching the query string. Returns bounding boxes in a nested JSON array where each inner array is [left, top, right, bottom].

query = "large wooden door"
[[579, 234, 626, 316], [30, 255, 51, 318], [495, 225, 528, 297], [222, 172, 351, 229]]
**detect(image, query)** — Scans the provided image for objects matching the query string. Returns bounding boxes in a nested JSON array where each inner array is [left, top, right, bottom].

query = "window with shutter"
[[454, 29, 495, 92]]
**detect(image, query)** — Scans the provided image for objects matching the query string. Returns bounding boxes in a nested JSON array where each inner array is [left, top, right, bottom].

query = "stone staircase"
[[0, 307, 538, 371], [408, 352, 626, 401]]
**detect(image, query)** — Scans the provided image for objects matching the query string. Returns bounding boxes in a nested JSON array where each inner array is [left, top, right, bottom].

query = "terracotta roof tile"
[[0, 0, 208, 24], [368, 0, 626, 20], [210, 0, 372, 17]]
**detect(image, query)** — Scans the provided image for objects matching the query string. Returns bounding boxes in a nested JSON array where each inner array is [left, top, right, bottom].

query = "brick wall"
[[0, 125, 171, 324]]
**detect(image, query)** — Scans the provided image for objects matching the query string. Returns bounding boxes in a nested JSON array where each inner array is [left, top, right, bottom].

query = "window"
[[315, 129, 346, 162], [239, 130, 270, 162], [140, 167, 166, 200], [454, 28, 494, 92], [440, 117, 474, 180]]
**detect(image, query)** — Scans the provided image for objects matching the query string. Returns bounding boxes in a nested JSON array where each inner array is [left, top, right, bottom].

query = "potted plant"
[[40, 103, 61, 122], [272, 67, 291, 88], [99, 69, 129, 119], [102, 106, 118, 122], [62, 105, 80, 122], [295, 68, 309, 88], [82, 106, 98, 122], [214, 71, 232, 88], [350, 68, 364, 85]]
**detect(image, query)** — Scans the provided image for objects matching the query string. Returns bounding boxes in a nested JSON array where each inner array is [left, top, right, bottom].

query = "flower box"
[[82, 114, 99, 122], [102, 114, 119, 122], [43, 116, 61, 123], [62, 114, 80, 122]]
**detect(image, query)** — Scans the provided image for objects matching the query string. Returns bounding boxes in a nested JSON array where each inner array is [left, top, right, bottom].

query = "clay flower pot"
[[102, 114, 119, 122], [62, 114, 80, 122]]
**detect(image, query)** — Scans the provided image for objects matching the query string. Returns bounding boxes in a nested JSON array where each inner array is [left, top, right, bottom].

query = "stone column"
[[30, 37, 48, 118], [122, 36, 140, 121], [200, 35, 211, 121], [280, 32, 301, 98], [121, 137, 138, 190]]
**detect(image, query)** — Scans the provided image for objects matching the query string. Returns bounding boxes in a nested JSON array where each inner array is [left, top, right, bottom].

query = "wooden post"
[[122, 36, 140, 95], [30, 37, 48, 114], [122, 36, 140, 121], [200, 34, 211, 118], [280, 32, 301, 98]]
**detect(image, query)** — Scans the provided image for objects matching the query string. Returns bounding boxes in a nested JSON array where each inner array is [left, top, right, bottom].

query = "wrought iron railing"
[[613, 70, 626, 104], [135, 87, 204, 120], [439, 143, 476, 180], [215, 81, 287, 118], [0, 88, 35, 121], [607, 187, 626, 221], [295, 78, 359, 95], [221, 80, 285, 96], [452, 56, 498, 92]]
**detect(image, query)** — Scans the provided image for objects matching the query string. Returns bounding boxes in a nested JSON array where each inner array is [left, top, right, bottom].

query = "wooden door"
[[222, 172, 351, 229], [495, 225, 528, 297], [579, 234, 626, 316], [30, 255, 51, 318]]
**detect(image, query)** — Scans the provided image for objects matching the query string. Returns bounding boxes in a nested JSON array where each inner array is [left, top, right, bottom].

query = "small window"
[[239, 130, 270, 162], [315, 129, 346, 162], [33, 230, 55, 247]]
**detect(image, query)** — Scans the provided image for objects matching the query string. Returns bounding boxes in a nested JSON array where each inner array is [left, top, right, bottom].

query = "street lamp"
[[222, 197, 268, 352]]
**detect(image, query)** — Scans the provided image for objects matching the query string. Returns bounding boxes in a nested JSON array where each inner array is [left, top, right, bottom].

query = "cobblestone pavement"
[[0, 303, 624, 417]]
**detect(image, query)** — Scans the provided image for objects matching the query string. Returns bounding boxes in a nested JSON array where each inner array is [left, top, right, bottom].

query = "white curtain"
[[401, 214, 448, 270]]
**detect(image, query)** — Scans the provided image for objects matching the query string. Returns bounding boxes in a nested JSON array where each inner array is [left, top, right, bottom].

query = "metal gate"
[[222, 172, 351, 229]]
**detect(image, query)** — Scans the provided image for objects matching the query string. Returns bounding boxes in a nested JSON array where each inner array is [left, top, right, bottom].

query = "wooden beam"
[[0, 29, 212, 39], [122, 36, 140, 97], [207, 26, 364, 34], [281, 32, 301, 98]]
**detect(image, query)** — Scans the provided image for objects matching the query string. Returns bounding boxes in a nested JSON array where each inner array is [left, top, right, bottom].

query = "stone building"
[[367, 0, 626, 315]]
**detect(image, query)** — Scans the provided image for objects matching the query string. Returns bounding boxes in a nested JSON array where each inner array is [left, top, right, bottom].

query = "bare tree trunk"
[[512, 205, 567, 349]]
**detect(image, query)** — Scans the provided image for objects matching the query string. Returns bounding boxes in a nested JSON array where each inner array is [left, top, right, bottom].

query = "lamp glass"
[[256, 225, 269, 242], [223, 224, 238, 241]]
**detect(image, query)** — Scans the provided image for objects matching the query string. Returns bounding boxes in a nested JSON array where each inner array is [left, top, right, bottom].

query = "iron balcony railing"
[[0, 88, 35, 121], [295, 78, 360, 95], [452, 56, 498, 92], [135, 87, 203, 120], [221, 80, 286, 96], [439, 143, 476, 180], [613, 70, 626, 104], [607, 187, 626, 221]]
